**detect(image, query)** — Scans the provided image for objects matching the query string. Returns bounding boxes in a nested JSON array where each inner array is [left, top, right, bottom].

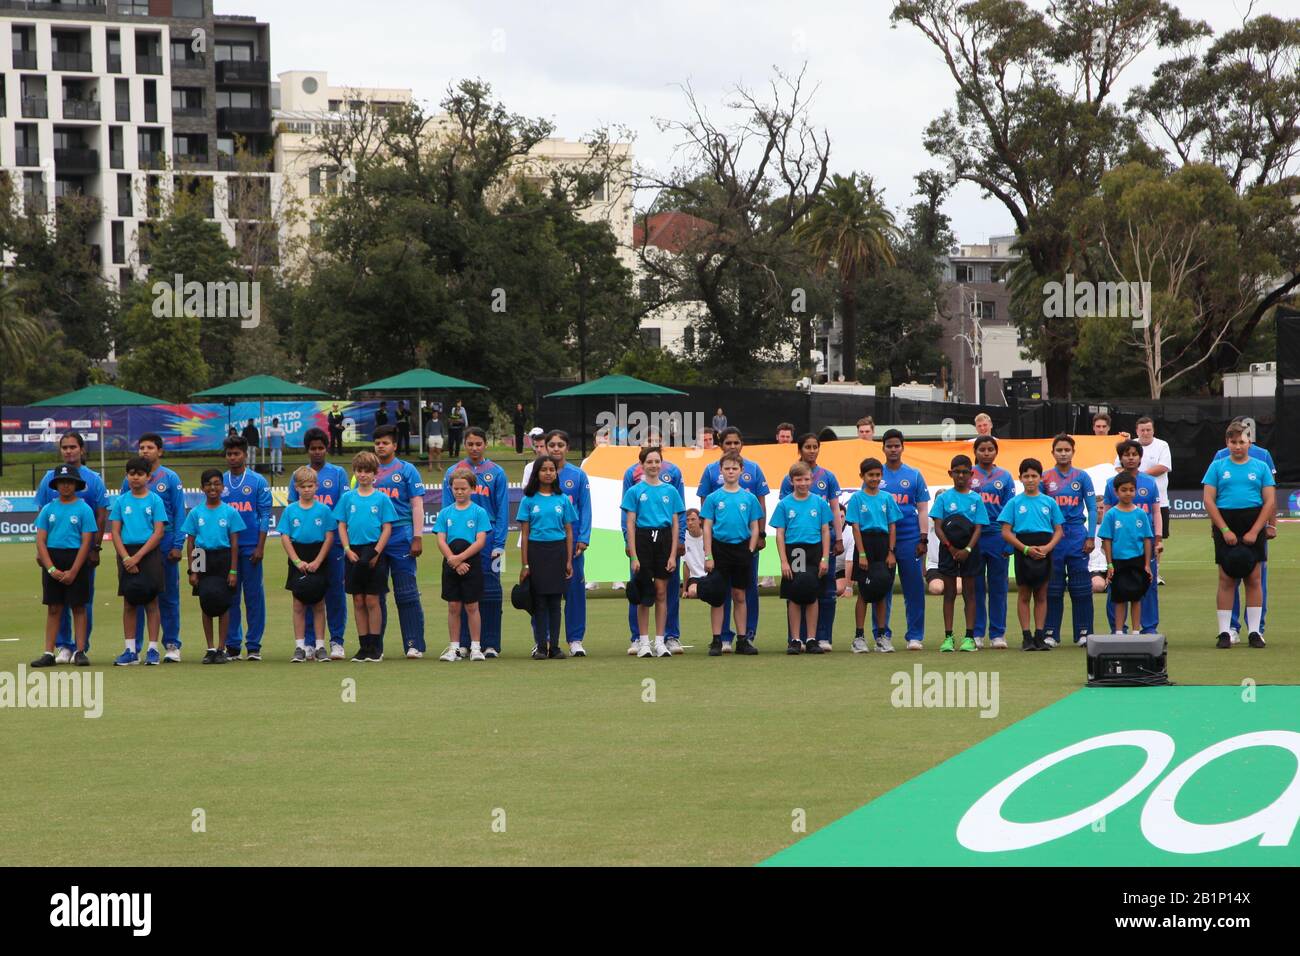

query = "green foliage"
[[611, 346, 704, 386], [116, 288, 209, 403]]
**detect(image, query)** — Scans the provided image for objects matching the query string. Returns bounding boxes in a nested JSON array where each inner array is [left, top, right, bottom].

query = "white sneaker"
[[637, 641, 653, 658], [818, 640, 833, 653], [875, 635, 895, 653], [973, 636, 985, 649], [851, 636, 870, 654], [330, 644, 345, 660], [1229, 630, 1240, 645], [627, 643, 639, 656], [406, 647, 424, 659], [990, 637, 1009, 649], [439, 646, 458, 662], [906, 640, 924, 651], [760, 576, 776, 588], [611, 581, 626, 590], [665, 638, 684, 655], [163, 645, 181, 663], [1043, 637, 1059, 648], [653, 639, 672, 658], [55, 648, 73, 664], [569, 641, 586, 657], [470, 648, 486, 661], [484, 647, 499, 658]]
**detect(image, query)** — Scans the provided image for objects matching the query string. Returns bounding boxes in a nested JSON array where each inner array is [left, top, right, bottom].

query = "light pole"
[[952, 285, 984, 405]]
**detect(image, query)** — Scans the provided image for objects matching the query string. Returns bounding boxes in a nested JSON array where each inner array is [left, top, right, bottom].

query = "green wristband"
[[1221, 525, 1231, 534]]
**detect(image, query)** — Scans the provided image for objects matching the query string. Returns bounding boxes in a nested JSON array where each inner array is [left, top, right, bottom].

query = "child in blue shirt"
[[772, 460, 833, 654], [998, 458, 1064, 651], [1098, 473, 1154, 633], [183, 469, 246, 664], [334, 451, 398, 662], [933, 454, 986, 652], [436, 468, 492, 662], [280, 465, 338, 662], [31, 465, 97, 668], [843, 457, 903, 653], [701, 452, 763, 657], [621, 447, 686, 659], [109, 456, 169, 666], [517, 455, 579, 659]]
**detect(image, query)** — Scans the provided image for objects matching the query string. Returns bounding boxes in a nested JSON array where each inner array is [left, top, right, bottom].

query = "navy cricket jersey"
[[878, 462, 930, 538], [998, 492, 1065, 535], [621, 480, 686, 530], [1099, 506, 1153, 561], [970, 464, 1015, 525], [222, 468, 272, 552], [1201, 457, 1275, 510], [770, 493, 833, 545], [701, 487, 761, 544], [374, 458, 425, 533], [1042, 466, 1096, 531]]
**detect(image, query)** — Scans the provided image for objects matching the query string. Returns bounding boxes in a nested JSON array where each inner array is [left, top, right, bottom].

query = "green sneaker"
[[939, 635, 955, 653], [959, 636, 977, 652]]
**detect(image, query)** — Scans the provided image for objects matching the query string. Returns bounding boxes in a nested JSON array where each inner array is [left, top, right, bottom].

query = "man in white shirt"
[[1114, 415, 1171, 584]]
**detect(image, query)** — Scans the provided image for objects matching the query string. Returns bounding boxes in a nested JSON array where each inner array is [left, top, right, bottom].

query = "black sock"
[[1023, 629, 1032, 641], [965, 630, 974, 639], [945, 630, 953, 639], [854, 627, 864, 638]]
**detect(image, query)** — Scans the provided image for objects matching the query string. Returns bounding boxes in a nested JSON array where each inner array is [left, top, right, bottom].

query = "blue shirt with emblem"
[[933, 488, 989, 528], [444, 457, 509, 553], [878, 462, 930, 539], [621, 480, 686, 529], [437, 501, 492, 545], [844, 489, 903, 533], [1103, 472, 1161, 527], [698, 458, 770, 519], [516, 492, 578, 543], [36, 465, 107, 530], [181, 502, 247, 551], [109, 490, 169, 546], [1041, 466, 1096, 532], [779, 465, 842, 506], [1099, 505, 1153, 560], [1213, 444, 1276, 476], [280, 501, 336, 545], [221, 468, 272, 552], [333, 489, 398, 546], [119, 466, 185, 552], [623, 460, 686, 541], [998, 492, 1065, 535], [770, 493, 833, 545], [701, 487, 762, 544], [1201, 456, 1275, 510], [36, 498, 98, 550], [374, 458, 425, 535], [557, 462, 592, 546], [288, 462, 350, 510]]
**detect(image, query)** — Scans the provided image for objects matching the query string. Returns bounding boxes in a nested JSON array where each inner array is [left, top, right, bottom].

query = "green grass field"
[[1, 518, 1295, 866]]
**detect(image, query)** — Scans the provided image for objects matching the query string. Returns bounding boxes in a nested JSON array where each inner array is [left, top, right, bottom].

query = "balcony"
[[172, 53, 207, 70], [107, 54, 121, 74], [62, 99, 101, 121], [115, 100, 130, 121], [109, 150, 124, 169], [135, 55, 163, 76], [11, 50, 38, 70], [216, 60, 270, 84], [21, 97, 48, 118], [218, 107, 272, 132], [172, 106, 207, 119], [138, 150, 167, 170], [54, 148, 99, 173], [52, 51, 92, 72], [175, 153, 209, 168], [15, 148, 41, 167]]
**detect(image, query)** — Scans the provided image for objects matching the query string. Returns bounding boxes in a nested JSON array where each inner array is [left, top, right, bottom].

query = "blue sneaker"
[[114, 649, 140, 666], [145, 647, 161, 666]]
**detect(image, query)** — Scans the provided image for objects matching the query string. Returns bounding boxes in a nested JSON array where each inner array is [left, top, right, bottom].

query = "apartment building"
[[0, 0, 278, 287]]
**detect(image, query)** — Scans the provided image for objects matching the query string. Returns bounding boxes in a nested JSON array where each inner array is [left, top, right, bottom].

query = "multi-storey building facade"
[[0, 0, 277, 288]]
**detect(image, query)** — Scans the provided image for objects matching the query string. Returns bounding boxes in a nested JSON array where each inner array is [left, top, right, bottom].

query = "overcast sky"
[[225, 0, 1292, 244]]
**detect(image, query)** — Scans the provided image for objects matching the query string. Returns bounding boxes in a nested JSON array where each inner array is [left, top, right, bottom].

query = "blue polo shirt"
[[374, 457, 425, 535], [36, 465, 107, 526], [878, 462, 930, 539], [436, 501, 492, 545], [623, 460, 686, 541], [280, 501, 336, 545], [701, 487, 761, 544], [109, 491, 168, 546], [288, 462, 350, 509], [1103, 473, 1160, 525], [445, 457, 509, 552], [36, 499, 98, 550], [1214, 444, 1276, 476], [120, 466, 184, 552], [1201, 456, 1275, 510], [515, 492, 578, 543], [698, 458, 770, 516], [221, 468, 272, 553], [333, 489, 398, 546], [779, 465, 842, 505], [1042, 466, 1096, 532], [933, 488, 989, 526], [844, 489, 902, 534], [1099, 506, 1153, 561], [770, 493, 833, 545], [181, 502, 246, 551], [998, 492, 1065, 535], [621, 480, 686, 529]]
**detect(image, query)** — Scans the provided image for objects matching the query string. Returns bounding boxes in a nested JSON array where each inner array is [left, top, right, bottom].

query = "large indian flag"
[[579, 436, 1126, 582]]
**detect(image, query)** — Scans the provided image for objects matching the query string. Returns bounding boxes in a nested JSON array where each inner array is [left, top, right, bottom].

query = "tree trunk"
[[1044, 354, 1070, 401]]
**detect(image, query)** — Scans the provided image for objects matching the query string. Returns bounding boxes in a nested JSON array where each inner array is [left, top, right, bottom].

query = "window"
[[172, 88, 203, 110], [216, 90, 255, 109], [640, 327, 662, 349], [309, 166, 338, 197], [328, 99, 342, 112], [976, 301, 995, 322], [277, 120, 313, 135], [683, 326, 696, 352], [592, 177, 607, 202], [173, 0, 205, 17], [214, 41, 254, 62], [120, 1, 149, 17], [638, 277, 660, 303], [957, 264, 975, 283], [117, 174, 133, 216], [172, 134, 206, 157]]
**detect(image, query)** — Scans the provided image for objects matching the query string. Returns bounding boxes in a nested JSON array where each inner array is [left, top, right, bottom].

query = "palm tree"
[[0, 276, 43, 375], [795, 173, 900, 381]]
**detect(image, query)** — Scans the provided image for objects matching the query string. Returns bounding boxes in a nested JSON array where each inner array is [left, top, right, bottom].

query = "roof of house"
[[632, 211, 714, 254]]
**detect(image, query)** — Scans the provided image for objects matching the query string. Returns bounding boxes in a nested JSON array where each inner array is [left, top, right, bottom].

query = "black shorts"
[[1012, 531, 1054, 585], [938, 542, 984, 578], [1213, 507, 1268, 565], [441, 540, 483, 604], [635, 526, 676, 580], [41, 547, 91, 607], [192, 546, 233, 595], [779, 542, 824, 599], [117, 543, 164, 597], [345, 542, 390, 595], [851, 531, 889, 583], [283, 540, 322, 590], [712, 540, 754, 590], [1159, 506, 1170, 539]]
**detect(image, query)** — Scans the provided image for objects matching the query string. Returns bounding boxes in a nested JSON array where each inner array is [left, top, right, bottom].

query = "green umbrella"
[[32, 384, 168, 475], [193, 376, 331, 465], [353, 368, 488, 449], [545, 375, 689, 455]]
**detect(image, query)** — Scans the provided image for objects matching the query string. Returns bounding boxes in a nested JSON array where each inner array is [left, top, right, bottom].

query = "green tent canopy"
[[32, 384, 168, 474], [192, 375, 330, 399], [544, 375, 687, 399]]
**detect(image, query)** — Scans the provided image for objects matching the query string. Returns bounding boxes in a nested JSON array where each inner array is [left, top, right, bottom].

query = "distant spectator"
[[242, 418, 260, 467], [396, 401, 411, 455], [513, 403, 527, 452], [775, 422, 796, 444], [326, 404, 345, 454], [856, 416, 875, 442], [973, 413, 994, 438], [712, 407, 728, 433], [265, 417, 287, 475], [448, 400, 468, 458], [375, 401, 389, 428]]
